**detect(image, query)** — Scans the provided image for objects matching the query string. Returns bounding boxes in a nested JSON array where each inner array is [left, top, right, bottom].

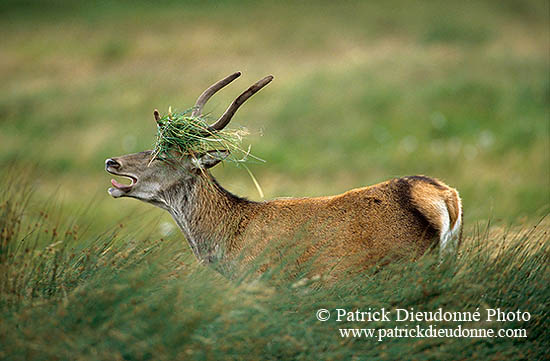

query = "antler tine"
[[207, 75, 274, 133], [153, 109, 161, 124], [191, 72, 242, 117]]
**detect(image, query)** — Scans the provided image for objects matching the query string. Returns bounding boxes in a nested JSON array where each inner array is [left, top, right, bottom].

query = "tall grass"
[[1, 177, 548, 360]]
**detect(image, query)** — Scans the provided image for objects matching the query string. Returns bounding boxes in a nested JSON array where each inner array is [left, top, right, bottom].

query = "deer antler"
[[153, 109, 161, 124], [154, 73, 274, 134], [207, 75, 273, 133], [191, 72, 242, 117]]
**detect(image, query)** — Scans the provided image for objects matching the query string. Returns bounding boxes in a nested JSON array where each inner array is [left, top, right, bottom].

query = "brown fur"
[[187, 174, 458, 279], [106, 151, 462, 280], [407, 176, 461, 232]]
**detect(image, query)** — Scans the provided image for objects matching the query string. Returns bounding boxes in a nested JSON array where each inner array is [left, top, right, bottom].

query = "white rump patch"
[[438, 195, 462, 260], [435, 199, 451, 255]]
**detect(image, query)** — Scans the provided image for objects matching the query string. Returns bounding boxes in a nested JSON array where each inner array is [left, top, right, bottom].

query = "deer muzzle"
[[105, 158, 137, 198]]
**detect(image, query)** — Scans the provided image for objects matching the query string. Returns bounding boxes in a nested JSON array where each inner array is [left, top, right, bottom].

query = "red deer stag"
[[106, 72, 462, 279]]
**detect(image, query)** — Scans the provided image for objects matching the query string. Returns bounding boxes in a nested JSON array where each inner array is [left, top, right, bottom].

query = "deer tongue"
[[111, 178, 132, 190]]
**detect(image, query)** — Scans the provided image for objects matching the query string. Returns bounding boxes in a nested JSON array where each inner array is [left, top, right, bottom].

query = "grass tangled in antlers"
[[152, 107, 264, 196], [152, 107, 257, 163]]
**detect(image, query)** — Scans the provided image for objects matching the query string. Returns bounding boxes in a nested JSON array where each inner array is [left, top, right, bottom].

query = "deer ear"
[[192, 150, 230, 169]]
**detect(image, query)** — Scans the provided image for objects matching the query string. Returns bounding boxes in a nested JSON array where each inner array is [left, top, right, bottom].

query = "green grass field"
[[1, 0, 549, 359]]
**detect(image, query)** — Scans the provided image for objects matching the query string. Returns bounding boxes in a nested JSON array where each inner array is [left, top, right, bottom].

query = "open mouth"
[[106, 169, 137, 198], [110, 175, 137, 191]]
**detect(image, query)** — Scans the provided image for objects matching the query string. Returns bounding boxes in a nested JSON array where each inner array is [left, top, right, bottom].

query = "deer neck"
[[162, 173, 251, 265]]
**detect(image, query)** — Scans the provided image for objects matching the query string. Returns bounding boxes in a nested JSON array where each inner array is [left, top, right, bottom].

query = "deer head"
[[105, 72, 273, 209]]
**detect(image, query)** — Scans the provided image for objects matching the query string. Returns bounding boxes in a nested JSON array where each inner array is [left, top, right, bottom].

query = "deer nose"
[[105, 158, 121, 170]]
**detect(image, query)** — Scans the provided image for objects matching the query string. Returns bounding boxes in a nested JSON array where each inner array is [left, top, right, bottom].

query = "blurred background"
[[1, 0, 548, 236]]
